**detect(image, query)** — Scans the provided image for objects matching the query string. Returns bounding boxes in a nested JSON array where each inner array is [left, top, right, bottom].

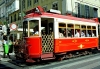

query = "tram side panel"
[[25, 37, 42, 58], [54, 38, 98, 53]]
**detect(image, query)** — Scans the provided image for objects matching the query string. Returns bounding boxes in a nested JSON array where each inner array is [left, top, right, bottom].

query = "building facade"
[[6, 0, 20, 39], [62, 0, 100, 19], [6, 0, 19, 23], [0, 0, 6, 25], [8, 0, 100, 39], [19, 0, 62, 13]]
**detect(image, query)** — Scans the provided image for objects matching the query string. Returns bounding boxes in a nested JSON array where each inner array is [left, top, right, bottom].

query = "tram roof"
[[24, 6, 99, 23]]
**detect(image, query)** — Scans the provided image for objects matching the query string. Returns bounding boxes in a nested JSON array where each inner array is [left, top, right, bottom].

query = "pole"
[[20, 0, 23, 39], [13, 31, 14, 42], [21, 0, 23, 24]]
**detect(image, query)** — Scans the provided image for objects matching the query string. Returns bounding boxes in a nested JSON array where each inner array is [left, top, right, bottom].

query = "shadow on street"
[[0, 64, 14, 69]]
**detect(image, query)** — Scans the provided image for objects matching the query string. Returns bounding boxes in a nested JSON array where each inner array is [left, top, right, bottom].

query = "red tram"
[[17, 6, 99, 62]]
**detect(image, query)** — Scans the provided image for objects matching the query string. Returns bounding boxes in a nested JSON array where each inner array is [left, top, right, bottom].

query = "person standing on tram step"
[[3, 35, 10, 58]]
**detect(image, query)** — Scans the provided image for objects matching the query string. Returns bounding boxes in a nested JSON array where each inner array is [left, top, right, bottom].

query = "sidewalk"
[[0, 51, 15, 61]]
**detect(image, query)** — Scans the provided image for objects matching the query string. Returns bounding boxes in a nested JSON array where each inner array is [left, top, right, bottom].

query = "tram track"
[[9, 51, 100, 68], [23, 52, 100, 69]]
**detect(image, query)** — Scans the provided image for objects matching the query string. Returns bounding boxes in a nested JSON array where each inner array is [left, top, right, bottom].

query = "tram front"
[[23, 16, 54, 61], [23, 18, 42, 60]]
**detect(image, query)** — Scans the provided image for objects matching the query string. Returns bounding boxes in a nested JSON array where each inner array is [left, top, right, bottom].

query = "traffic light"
[[7, 28, 10, 35]]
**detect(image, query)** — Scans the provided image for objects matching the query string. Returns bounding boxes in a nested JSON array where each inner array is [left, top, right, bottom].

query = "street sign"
[[10, 23, 17, 30]]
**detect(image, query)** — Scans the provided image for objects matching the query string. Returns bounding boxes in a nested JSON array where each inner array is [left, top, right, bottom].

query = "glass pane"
[[23, 21, 28, 37], [87, 26, 91, 30], [29, 20, 39, 36], [59, 23, 66, 28], [81, 25, 86, 30], [75, 24, 80, 29]]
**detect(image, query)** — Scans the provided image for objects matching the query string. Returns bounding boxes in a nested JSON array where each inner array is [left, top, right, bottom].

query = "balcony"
[[5, 0, 15, 6]]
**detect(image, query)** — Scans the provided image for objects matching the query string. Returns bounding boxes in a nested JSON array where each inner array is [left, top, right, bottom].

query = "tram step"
[[42, 57, 55, 60]]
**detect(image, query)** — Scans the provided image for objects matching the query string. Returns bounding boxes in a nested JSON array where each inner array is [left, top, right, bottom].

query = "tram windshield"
[[23, 20, 39, 37], [29, 20, 39, 36], [23, 21, 28, 37]]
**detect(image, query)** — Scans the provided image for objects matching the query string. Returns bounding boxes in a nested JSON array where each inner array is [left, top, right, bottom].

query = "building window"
[[85, 5, 89, 18], [43, 6, 47, 11], [75, 2, 78, 17], [93, 8, 98, 18], [52, 2, 58, 10], [28, 0, 31, 7], [34, 0, 38, 4], [22, 0, 25, 9], [14, 14, 16, 21], [11, 16, 12, 23], [18, 13, 20, 20], [77, 3, 80, 17]]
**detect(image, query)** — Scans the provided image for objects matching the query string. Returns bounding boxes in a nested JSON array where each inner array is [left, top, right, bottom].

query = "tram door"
[[41, 18, 54, 53]]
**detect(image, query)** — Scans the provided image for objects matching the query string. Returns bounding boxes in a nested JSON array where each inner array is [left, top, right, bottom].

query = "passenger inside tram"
[[86, 31, 89, 37], [67, 29, 72, 37], [75, 30, 80, 37], [33, 25, 39, 36], [59, 28, 64, 38], [91, 31, 95, 37], [63, 29, 66, 37], [81, 30, 85, 37]]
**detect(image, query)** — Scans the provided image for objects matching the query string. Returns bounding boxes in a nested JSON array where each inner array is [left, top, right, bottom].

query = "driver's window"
[[29, 20, 39, 36], [23, 21, 28, 37]]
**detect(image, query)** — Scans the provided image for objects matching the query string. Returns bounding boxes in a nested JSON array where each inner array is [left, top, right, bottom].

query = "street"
[[0, 53, 100, 69]]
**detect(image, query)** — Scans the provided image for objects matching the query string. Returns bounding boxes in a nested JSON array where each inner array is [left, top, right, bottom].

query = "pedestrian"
[[3, 35, 10, 58], [13, 39, 20, 59], [0, 39, 3, 60], [8, 36, 13, 53]]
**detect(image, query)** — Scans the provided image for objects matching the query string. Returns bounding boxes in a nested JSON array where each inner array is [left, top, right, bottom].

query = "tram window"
[[92, 26, 96, 30], [29, 20, 39, 36], [59, 23, 66, 28], [75, 24, 80, 29], [67, 24, 74, 37], [87, 30, 91, 37], [74, 24, 80, 37], [86, 26, 91, 37], [67, 24, 74, 29], [67, 29, 73, 37], [80, 30, 86, 37], [81, 25, 86, 30], [59, 28, 65, 38], [87, 26, 91, 30], [92, 26, 96, 37], [58, 23, 66, 38], [23, 21, 28, 37], [92, 30, 96, 37], [81, 25, 86, 37]]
